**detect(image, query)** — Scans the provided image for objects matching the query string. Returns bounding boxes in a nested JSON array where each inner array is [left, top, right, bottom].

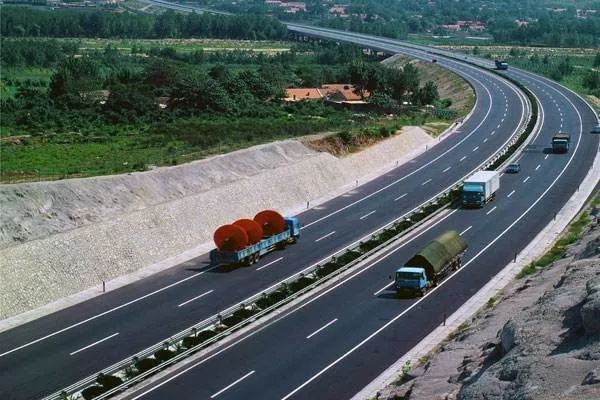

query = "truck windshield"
[[396, 272, 422, 280], [463, 183, 483, 192]]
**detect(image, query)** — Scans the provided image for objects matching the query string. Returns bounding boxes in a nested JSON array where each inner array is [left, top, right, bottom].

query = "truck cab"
[[284, 217, 301, 240], [395, 267, 428, 296], [552, 133, 570, 153], [462, 182, 486, 208], [495, 60, 509, 70]]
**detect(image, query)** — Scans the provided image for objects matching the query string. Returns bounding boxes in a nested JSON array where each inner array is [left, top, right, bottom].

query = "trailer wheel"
[[288, 236, 298, 244], [253, 253, 260, 264]]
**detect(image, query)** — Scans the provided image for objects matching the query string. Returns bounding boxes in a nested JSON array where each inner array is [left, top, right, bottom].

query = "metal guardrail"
[[45, 57, 537, 400]]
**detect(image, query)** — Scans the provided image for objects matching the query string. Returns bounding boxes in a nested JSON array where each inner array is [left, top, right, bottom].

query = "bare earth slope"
[[0, 127, 433, 319], [377, 207, 600, 400]]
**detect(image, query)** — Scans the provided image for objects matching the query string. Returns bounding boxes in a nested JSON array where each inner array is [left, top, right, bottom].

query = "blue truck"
[[495, 60, 509, 70], [210, 217, 300, 265], [395, 231, 467, 297]]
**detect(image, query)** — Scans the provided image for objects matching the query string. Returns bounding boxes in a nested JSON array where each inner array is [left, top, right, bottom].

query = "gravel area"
[[0, 127, 433, 319]]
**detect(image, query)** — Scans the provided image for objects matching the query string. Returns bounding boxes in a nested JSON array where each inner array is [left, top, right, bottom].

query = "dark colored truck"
[[395, 231, 468, 297], [552, 133, 571, 153], [495, 60, 509, 70]]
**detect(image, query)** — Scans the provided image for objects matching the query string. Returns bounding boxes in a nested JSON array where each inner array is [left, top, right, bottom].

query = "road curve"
[[2, 21, 532, 400], [116, 25, 599, 400]]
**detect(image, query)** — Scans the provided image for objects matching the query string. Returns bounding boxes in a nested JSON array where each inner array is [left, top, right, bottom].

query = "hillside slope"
[[377, 203, 600, 400]]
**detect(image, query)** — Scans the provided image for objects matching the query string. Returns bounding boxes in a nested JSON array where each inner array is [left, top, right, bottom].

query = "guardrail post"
[[102, 280, 105, 293]]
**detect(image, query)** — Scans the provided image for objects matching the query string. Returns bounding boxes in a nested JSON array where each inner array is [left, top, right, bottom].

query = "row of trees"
[[3, 46, 439, 132], [1, 7, 287, 39]]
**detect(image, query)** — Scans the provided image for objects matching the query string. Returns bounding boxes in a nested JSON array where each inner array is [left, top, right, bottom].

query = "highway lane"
[[123, 67, 599, 399], [1, 65, 527, 399], [0, 57, 528, 398]]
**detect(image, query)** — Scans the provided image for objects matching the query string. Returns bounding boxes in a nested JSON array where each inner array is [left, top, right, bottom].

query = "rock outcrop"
[[378, 206, 600, 400]]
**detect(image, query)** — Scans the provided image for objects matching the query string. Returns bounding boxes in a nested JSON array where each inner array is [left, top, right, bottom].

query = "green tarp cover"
[[405, 231, 467, 274]]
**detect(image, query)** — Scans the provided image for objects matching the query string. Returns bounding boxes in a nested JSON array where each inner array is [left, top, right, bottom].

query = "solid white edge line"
[[69, 332, 119, 356], [210, 370, 255, 399], [359, 210, 376, 220], [256, 257, 284, 272], [315, 231, 336, 242], [306, 318, 338, 339], [177, 290, 215, 308]]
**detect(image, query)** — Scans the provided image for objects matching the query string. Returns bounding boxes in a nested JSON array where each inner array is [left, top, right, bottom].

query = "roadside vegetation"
[[517, 205, 591, 279], [0, 8, 464, 182]]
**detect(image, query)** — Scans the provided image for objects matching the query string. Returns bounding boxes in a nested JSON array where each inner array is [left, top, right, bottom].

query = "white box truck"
[[462, 171, 500, 208]]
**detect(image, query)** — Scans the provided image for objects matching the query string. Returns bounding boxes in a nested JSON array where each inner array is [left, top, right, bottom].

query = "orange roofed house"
[[284, 84, 368, 104]]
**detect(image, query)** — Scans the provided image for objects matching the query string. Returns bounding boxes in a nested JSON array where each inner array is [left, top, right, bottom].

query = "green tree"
[[49, 56, 101, 102]]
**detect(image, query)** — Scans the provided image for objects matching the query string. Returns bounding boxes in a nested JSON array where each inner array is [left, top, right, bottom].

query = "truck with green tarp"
[[395, 231, 468, 297]]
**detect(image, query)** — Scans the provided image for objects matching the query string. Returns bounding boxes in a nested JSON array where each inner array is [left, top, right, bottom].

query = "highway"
[[0, 28, 530, 400], [116, 25, 599, 400], [2, 18, 597, 400]]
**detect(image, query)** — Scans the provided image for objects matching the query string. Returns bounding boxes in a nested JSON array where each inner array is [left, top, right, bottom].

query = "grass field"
[[1, 67, 53, 99], [76, 38, 291, 53]]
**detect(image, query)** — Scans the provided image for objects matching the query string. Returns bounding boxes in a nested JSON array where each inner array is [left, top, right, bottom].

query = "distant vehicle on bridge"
[[590, 124, 600, 134]]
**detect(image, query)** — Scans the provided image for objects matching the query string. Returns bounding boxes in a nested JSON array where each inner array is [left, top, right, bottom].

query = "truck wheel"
[[253, 253, 260, 264]]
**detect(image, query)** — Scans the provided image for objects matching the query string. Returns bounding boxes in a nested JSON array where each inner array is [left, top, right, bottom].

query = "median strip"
[[44, 47, 539, 400]]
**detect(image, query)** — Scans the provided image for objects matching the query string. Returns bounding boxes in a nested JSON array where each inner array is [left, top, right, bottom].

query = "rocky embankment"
[[378, 204, 600, 400]]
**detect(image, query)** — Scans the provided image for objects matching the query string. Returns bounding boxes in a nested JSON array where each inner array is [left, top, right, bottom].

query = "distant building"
[[284, 88, 325, 102], [284, 84, 369, 104]]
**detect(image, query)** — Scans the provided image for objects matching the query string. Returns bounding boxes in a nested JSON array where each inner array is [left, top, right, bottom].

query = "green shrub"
[[135, 357, 159, 373], [81, 386, 105, 400]]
